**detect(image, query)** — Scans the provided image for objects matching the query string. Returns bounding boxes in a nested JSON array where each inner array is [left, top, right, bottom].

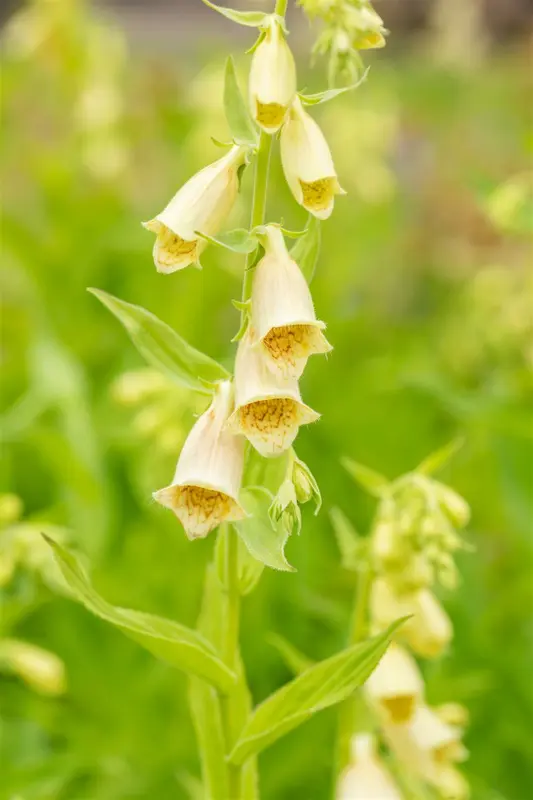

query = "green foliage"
[[228, 621, 403, 764], [89, 289, 230, 393], [290, 216, 321, 283], [46, 538, 236, 692], [235, 487, 296, 573], [224, 56, 258, 146]]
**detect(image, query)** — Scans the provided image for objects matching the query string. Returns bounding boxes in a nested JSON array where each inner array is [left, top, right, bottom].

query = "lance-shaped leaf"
[[224, 56, 258, 146], [290, 216, 321, 284], [416, 437, 464, 476], [341, 456, 389, 497], [298, 69, 370, 106], [268, 633, 314, 675], [235, 486, 296, 573], [329, 506, 364, 571], [45, 537, 235, 692], [89, 288, 229, 393], [228, 620, 404, 765], [200, 1, 271, 27]]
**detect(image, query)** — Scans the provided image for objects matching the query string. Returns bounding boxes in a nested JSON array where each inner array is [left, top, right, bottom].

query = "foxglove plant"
[[44, 1, 399, 797]]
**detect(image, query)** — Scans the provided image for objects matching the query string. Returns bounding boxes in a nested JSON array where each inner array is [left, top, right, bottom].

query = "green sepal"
[[341, 456, 390, 497], [290, 215, 321, 284], [224, 56, 258, 146], [228, 620, 406, 765], [200, 1, 272, 28], [234, 486, 296, 573], [231, 299, 251, 343], [44, 537, 236, 692], [196, 228, 259, 254], [416, 437, 465, 476], [89, 288, 229, 394], [299, 68, 370, 106]]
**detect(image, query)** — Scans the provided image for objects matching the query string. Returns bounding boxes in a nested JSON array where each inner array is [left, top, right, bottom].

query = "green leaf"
[[215, 526, 264, 596], [341, 457, 389, 496], [416, 437, 465, 476], [268, 633, 314, 675], [45, 537, 236, 692], [234, 487, 296, 573], [188, 679, 229, 800], [224, 56, 258, 146], [197, 228, 258, 254], [243, 447, 290, 496], [228, 621, 404, 765], [299, 69, 370, 106], [329, 507, 363, 571], [200, 1, 271, 27], [89, 288, 229, 393], [290, 216, 321, 283]]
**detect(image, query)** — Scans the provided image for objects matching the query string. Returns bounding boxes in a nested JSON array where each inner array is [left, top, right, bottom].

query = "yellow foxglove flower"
[[280, 96, 345, 219], [143, 145, 246, 274], [250, 226, 332, 378], [249, 17, 296, 133], [371, 579, 453, 658], [383, 705, 468, 793], [226, 330, 320, 457], [153, 380, 246, 539], [347, 5, 387, 50], [365, 642, 424, 723], [337, 734, 402, 800]]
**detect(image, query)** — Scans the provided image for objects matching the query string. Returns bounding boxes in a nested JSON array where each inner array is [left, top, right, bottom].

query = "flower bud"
[[269, 479, 301, 537], [143, 144, 247, 273], [0, 639, 66, 696], [365, 643, 424, 723], [280, 96, 345, 219], [370, 579, 453, 658], [250, 226, 332, 378], [346, 5, 387, 50], [226, 330, 320, 457], [436, 484, 471, 528], [249, 17, 296, 133], [337, 734, 402, 800], [292, 454, 321, 509], [153, 381, 246, 539]]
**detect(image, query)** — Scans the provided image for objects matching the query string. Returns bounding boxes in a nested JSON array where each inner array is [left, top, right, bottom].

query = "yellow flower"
[[365, 642, 424, 723], [143, 145, 246, 274], [280, 96, 345, 219], [153, 381, 246, 539], [337, 734, 402, 800], [226, 330, 320, 457], [383, 705, 469, 798], [370, 578, 453, 658], [250, 225, 331, 378], [249, 17, 296, 133]]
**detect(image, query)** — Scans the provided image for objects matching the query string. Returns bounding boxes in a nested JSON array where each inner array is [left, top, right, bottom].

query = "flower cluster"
[[336, 467, 471, 799], [299, 0, 387, 84], [143, 14, 340, 539]]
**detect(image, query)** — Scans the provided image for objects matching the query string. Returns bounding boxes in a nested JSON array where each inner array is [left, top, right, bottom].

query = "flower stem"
[[220, 525, 242, 797], [240, 129, 272, 321], [333, 560, 374, 793]]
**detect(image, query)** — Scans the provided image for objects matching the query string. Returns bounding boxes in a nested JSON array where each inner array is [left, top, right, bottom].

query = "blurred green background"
[[1, 1, 532, 798]]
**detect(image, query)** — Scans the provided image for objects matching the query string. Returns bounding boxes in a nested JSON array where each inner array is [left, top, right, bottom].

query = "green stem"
[[333, 561, 374, 794], [240, 129, 272, 322], [220, 525, 242, 797]]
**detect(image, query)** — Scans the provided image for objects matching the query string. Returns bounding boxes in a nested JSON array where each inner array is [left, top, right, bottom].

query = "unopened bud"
[[269, 479, 301, 537], [292, 454, 321, 511], [436, 484, 471, 528], [249, 17, 296, 133], [1, 639, 66, 696]]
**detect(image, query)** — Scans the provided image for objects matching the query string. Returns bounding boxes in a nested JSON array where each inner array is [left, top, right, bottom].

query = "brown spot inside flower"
[[235, 397, 318, 457], [161, 484, 239, 539], [262, 324, 331, 378], [256, 101, 287, 129], [156, 225, 197, 268], [300, 177, 336, 213], [382, 695, 417, 724]]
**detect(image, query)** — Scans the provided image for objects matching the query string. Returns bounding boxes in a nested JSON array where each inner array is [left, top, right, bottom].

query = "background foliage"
[[1, 1, 532, 798]]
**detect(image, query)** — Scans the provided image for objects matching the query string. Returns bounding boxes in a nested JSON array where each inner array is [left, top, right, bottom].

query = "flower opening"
[[249, 19, 296, 133]]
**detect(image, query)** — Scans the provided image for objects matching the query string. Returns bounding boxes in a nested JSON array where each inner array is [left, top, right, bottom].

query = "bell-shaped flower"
[[383, 705, 468, 796], [143, 144, 246, 274], [370, 578, 453, 658], [347, 5, 387, 49], [226, 330, 320, 457], [249, 17, 296, 133], [365, 642, 424, 723], [153, 380, 246, 539], [250, 226, 332, 378], [280, 96, 345, 219], [337, 734, 402, 800]]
